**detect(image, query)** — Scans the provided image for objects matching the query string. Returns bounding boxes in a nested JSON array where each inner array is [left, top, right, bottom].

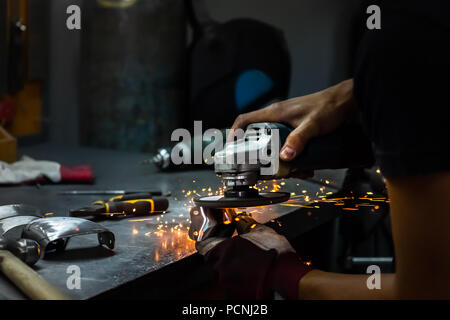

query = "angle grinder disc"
[[194, 192, 290, 208]]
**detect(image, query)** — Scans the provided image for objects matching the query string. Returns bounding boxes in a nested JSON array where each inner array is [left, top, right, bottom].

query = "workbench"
[[0, 144, 345, 300]]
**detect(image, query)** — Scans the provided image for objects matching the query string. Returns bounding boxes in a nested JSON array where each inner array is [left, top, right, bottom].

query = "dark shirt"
[[354, 0, 450, 178]]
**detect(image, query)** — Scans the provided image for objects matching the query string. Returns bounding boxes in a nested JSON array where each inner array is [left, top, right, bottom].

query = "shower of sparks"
[[128, 218, 153, 222], [176, 178, 390, 214], [127, 177, 388, 260]]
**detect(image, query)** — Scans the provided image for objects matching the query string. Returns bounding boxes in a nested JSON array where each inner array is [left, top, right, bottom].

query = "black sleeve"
[[354, 1, 450, 178]]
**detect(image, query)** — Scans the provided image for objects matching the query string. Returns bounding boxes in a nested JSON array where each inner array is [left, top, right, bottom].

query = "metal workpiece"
[[0, 216, 41, 239], [0, 205, 43, 240], [189, 207, 235, 242], [0, 237, 41, 266], [0, 204, 42, 220], [189, 207, 261, 243], [22, 217, 115, 255]]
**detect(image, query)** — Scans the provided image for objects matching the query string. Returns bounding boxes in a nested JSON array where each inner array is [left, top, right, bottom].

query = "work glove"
[[196, 224, 313, 300]]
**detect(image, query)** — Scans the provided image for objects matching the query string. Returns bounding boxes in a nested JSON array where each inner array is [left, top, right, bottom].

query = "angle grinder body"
[[195, 122, 374, 209]]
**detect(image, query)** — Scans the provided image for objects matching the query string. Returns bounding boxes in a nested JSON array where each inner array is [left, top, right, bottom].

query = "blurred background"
[[0, 0, 362, 158], [0, 1, 395, 281]]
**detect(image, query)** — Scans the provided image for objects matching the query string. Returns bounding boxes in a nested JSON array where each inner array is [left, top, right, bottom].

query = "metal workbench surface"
[[0, 144, 345, 300]]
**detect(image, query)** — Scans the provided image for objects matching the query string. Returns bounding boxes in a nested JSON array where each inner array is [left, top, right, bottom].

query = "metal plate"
[[0, 216, 41, 239], [22, 217, 115, 253], [0, 204, 42, 220], [194, 192, 290, 208]]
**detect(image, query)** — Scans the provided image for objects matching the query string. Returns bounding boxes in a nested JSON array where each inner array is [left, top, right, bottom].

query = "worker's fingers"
[[195, 237, 228, 256], [280, 120, 319, 161], [227, 102, 285, 141], [240, 224, 295, 255], [231, 103, 284, 130]]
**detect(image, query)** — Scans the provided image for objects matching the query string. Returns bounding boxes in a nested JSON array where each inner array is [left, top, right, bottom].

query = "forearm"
[[298, 270, 396, 300]]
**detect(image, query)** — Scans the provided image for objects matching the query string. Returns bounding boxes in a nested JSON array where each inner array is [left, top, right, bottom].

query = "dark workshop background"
[[0, 1, 396, 287], [0, 0, 361, 153]]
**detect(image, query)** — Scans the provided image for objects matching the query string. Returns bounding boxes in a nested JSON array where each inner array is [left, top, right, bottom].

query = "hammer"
[[0, 237, 69, 300]]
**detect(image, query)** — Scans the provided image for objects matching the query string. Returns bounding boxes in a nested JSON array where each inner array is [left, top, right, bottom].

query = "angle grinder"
[[189, 122, 374, 242], [194, 122, 374, 209]]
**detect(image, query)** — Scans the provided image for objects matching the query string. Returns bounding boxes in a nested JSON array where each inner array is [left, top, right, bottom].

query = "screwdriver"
[[70, 197, 169, 218], [59, 190, 171, 196]]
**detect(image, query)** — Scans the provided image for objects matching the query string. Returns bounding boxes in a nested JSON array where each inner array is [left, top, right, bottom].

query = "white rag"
[[0, 156, 61, 184]]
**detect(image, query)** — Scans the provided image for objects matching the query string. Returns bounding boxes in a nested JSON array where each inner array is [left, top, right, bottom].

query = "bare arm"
[[299, 171, 450, 299], [227, 79, 450, 299], [299, 271, 395, 300], [387, 171, 450, 299]]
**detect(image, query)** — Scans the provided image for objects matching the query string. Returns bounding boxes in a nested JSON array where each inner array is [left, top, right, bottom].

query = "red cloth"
[[59, 165, 94, 184], [0, 100, 17, 125]]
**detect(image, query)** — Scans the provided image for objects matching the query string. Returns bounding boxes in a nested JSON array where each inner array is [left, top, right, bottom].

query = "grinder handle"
[[273, 123, 375, 172]]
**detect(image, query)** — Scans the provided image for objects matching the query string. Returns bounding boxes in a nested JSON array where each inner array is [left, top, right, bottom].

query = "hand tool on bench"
[[59, 189, 170, 196], [70, 196, 169, 219], [147, 130, 227, 171], [0, 236, 69, 300], [93, 192, 167, 205], [189, 122, 374, 241]]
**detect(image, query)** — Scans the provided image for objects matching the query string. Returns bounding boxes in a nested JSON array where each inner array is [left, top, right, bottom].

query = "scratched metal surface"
[[0, 144, 342, 299]]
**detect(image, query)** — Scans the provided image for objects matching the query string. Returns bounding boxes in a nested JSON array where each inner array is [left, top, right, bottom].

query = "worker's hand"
[[196, 224, 294, 256], [194, 215, 294, 256], [196, 225, 313, 300], [228, 79, 355, 178]]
